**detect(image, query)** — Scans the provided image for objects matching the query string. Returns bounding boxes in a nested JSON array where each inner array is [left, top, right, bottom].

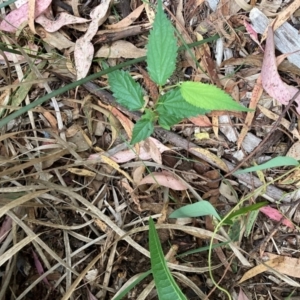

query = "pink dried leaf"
[[87, 287, 98, 300], [138, 170, 188, 190], [0, 216, 12, 243], [189, 115, 212, 127], [32, 249, 51, 287], [260, 206, 294, 229], [0, 0, 52, 32], [244, 20, 258, 42], [261, 26, 300, 114], [35, 13, 88, 33], [238, 288, 250, 300], [244, 20, 264, 52]]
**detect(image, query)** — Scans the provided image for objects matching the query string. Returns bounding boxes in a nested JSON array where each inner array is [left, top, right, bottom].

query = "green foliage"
[[108, 69, 145, 111], [223, 201, 268, 225], [148, 218, 187, 300], [112, 270, 152, 300], [180, 82, 251, 112], [130, 110, 155, 144], [146, 0, 178, 85], [156, 88, 209, 129], [234, 156, 299, 175], [169, 200, 221, 220], [107, 0, 252, 144]]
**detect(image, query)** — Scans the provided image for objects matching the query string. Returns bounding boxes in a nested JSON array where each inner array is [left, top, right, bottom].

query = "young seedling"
[[108, 0, 250, 145]]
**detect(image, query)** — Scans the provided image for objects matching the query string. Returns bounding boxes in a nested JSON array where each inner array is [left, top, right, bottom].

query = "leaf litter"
[[1, 0, 300, 299]]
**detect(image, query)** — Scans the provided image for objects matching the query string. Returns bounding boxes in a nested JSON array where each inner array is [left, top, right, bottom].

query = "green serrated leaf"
[[130, 115, 154, 144], [157, 88, 209, 119], [169, 201, 221, 220], [108, 70, 144, 111], [146, 0, 178, 85], [157, 88, 209, 129], [234, 156, 299, 175], [158, 114, 182, 130], [180, 82, 251, 112], [149, 218, 187, 300]]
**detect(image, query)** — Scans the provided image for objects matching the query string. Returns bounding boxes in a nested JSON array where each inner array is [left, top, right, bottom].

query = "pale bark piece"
[[241, 132, 261, 153], [35, 13, 88, 33], [219, 115, 238, 142], [95, 40, 146, 58], [261, 26, 300, 114], [250, 8, 300, 68]]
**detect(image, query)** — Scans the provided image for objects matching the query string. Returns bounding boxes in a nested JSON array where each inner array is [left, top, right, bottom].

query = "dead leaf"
[[287, 141, 300, 160], [261, 26, 300, 114], [105, 4, 145, 29], [100, 155, 133, 183], [109, 137, 169, 163], [95, 40, 146, 59], [238, 76, 263, 149], [0, 0, 51, 32], [138, 171, 188, 190], [258, 105, 300, 140], [36, 26, 75, 50], [147, 137, 162, 165], [238, 288, 250, 300], [260, 206, 294, 228], [268, 0, 300, 30], [35, 13, 88, 32], [189, 147, 229, 172], [75, 0, 111, 79], [67, 168, 96, 177], [189, 115, 212, 127], [239, 256, 284, 283]]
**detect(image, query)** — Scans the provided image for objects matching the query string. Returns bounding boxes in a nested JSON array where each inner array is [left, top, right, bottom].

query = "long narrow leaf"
[[149, 218, 187, 300], [169, 201, 221, 220], [112, 270, 152, 300], [234, 156, 299, 175]]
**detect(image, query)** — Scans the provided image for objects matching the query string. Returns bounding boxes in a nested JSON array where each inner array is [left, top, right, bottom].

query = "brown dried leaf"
[[105, 4, 145, 29]]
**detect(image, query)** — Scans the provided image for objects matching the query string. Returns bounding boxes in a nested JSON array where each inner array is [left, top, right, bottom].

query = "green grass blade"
[[0, 0, 17, 9], [234, 156, 299, 175], [112, 270, 152, 300], [149, 218, 187, 300]]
